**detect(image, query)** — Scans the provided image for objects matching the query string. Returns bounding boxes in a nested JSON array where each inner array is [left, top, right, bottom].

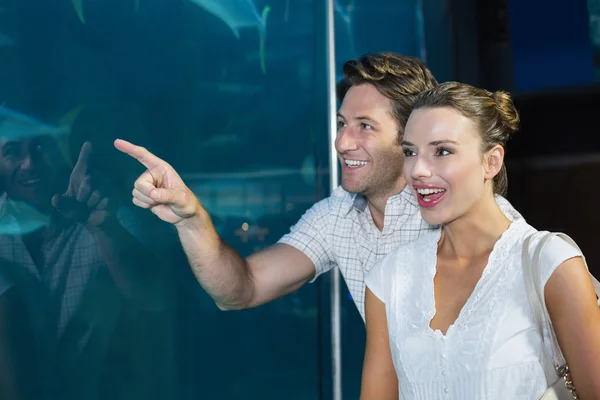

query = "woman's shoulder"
[[518, 223, 585, 287]]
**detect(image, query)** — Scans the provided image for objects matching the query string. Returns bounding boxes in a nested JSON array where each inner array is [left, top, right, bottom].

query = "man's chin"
[[340, 181, 365, 195]]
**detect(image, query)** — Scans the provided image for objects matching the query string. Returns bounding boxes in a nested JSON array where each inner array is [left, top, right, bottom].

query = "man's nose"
[[335, 127, 359, 153], [19, 149, 42, 170]]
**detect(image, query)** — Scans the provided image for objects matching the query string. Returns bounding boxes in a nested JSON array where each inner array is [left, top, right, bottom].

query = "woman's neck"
[[439, 195, 512, 260]]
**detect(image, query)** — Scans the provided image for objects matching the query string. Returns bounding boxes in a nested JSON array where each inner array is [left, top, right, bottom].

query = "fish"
[[197, 133, 243, 148], [71, 0, 140, 24], [591, 15, 600, 47], [0, 32, 14, 47], [71, 0, 85, 23], [415, 0, 427, 62], [196, 81, 266, 96], [301, 154, 316, 187], [284, 0, 290, 22], [188, 0, 271, 73], [335, 0, 356, 57], [0, 105, 83, 167]]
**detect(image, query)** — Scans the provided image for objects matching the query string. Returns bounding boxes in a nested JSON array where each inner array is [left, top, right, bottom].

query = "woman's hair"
[[336, 52, 438, 141], [412, 81, 520, 196]]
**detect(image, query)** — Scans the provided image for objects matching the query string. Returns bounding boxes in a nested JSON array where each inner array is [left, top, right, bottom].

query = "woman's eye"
[[436, 148, 451, 156]]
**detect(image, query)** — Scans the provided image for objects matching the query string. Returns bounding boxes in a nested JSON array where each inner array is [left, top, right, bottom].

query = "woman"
[[361, 81, 600, 399]]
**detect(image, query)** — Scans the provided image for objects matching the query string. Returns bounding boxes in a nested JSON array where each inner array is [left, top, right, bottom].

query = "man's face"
[[0, 135, 65, 209], [335, 84, 405, 199]]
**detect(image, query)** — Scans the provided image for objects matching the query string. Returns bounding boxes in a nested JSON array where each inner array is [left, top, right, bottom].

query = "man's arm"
[[115, 139, 323, 310], [360, 288, 398, 400], [176, 210, 317, 310]]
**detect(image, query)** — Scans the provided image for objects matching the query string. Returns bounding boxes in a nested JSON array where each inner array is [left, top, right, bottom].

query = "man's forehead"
[[339, 85, 391, 117], [338, 100, 391, 119]]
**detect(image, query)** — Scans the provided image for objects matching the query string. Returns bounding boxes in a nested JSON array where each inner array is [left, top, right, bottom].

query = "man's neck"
[[366, 181, 407, 231], [367, 200, 386, 231]]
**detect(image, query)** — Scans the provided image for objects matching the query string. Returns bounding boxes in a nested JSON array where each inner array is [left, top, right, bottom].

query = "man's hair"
[[336, 52, 438, 139]]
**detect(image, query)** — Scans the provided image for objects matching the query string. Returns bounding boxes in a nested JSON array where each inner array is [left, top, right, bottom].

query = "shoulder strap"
[[522, 233, 559, 383]]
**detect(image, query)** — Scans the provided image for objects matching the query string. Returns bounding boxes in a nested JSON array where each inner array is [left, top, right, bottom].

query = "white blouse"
[[365, 217, 583, 399]]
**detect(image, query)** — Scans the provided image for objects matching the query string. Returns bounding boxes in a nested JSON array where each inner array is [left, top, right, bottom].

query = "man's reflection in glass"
[[0, 133, 173, 400]]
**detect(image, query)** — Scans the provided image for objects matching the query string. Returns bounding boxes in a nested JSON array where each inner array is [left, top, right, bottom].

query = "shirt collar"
[[348, 193, 368, 214], [345, 185, 418, 216]]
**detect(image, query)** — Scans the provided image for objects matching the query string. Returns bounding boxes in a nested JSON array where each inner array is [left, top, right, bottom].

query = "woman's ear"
[[484, 145, 505, 180]]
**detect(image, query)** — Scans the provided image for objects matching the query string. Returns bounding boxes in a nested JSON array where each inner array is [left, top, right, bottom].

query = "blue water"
[[0, 0, 431, 398]]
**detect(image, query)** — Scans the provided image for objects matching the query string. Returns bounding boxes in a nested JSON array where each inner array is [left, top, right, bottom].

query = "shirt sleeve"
[[536, 234, 584, 290], [278, 198, 336, 282], [365, 251, 397, 304], [364, 261, 385, 303], [528, 232, 586, 358]]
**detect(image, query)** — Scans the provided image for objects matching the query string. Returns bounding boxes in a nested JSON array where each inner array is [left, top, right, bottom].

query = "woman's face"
[[401, 107, 500, 225]]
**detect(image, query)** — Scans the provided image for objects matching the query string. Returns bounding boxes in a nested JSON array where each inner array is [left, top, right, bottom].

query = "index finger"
[[114, 139, 166, 171], [72, 141, 92, 175]]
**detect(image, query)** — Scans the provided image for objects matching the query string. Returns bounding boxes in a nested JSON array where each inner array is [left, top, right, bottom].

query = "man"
[[114, 52, 519, 320], [0, 130, 173, 399]]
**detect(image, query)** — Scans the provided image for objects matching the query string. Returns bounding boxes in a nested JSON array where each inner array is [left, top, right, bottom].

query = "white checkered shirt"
[[278, 185, 521, 320], [0, 193, 164, 399]]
